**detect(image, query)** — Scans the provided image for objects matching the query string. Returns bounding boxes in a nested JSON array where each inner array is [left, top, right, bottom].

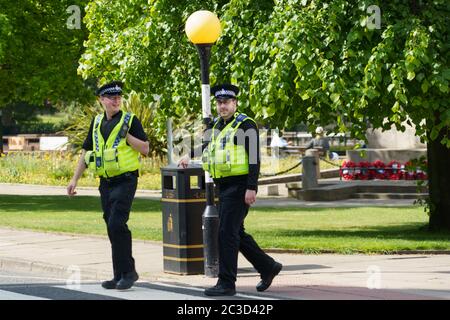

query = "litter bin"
[[161, 164, 206, 275]]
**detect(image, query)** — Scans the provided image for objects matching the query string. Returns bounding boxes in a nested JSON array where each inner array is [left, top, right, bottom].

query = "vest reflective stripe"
[[202, 113, 255, 179], [90, 112, 141, 178]]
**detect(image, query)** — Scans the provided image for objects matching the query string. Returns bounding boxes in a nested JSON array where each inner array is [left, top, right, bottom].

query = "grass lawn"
[[37, 113, 68, 125], [0, 195, 449, 254]]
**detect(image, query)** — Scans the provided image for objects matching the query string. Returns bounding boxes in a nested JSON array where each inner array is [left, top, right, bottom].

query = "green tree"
[[0, 13, 11, 62], [0, 0, 94, 152], [80, 0, 450, 230], [0, 0, 92, 106]]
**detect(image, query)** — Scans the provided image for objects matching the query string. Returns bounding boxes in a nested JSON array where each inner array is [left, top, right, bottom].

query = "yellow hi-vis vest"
[[84, 112, 141, 178], [202, 113, 255, 179]]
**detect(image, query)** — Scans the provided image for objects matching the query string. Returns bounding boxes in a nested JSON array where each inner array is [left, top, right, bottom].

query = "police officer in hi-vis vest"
[[67, 81, 149, 290], [179, 84, 282, 296]]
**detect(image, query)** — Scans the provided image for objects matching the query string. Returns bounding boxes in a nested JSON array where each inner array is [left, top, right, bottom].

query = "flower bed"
[[340, 159, 427, 180]]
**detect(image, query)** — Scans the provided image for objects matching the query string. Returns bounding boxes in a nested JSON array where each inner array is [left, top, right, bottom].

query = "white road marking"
[[0, 289, 49, 300], [56, 283, 211, 300]]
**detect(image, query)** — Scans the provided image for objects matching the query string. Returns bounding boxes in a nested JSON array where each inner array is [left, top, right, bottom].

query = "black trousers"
[[99, 172, 138, 279], [217, 181, 275, 289]]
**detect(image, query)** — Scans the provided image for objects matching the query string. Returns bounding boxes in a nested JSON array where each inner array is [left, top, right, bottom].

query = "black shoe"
[[256, 262, 282, 292], [101, 279, 118, 289], [204, 284, 236, 296], [116, 271, 139, 290], [101, 275, 121, 289]]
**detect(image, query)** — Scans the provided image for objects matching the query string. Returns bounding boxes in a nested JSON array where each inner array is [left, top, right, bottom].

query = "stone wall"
[[366, 122, 426, 149], [347, 148, 427, 163], [347, 121, 427, 163]]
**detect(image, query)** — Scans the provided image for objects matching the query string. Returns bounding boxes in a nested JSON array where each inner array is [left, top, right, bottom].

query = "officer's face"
[[99, 95, 122, 114], [216, 98, 237, 120]]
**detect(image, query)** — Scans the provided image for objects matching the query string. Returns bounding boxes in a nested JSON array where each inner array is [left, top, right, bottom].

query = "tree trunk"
[[427, 129, 450, 231]]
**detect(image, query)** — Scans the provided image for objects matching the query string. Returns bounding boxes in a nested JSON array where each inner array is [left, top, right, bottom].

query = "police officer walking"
[[179, 84, 282, 296], [67, 81, 149, 290]]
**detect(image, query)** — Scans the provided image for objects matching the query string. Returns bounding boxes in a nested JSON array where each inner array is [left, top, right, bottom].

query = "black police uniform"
[[83, 110, 148, 282], [213, 116, 277, 289], [202, 84, 281, 294]]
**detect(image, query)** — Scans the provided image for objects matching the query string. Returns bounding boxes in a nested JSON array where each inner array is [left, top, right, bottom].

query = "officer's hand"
[[178, 155, 190, 169], [67, 180, 77, 197], [245, 190, 256, 206]]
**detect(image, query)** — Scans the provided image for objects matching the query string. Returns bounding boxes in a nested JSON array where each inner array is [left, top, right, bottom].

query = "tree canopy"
[[0, 0, 92, 106], [80, 0, 449, 143]]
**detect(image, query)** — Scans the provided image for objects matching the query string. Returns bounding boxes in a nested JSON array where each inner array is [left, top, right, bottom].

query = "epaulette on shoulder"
[[235, 113, 248, 122], [231, 113, 249, 128]]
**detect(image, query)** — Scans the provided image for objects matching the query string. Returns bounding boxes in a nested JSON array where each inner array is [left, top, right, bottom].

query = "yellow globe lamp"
[[185, 10, 221, 44]]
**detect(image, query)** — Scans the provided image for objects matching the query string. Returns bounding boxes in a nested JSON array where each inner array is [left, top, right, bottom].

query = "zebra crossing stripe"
[[56, 283, 210, 300], [0, 289, 49, 300], [0, 282, 279, 300]]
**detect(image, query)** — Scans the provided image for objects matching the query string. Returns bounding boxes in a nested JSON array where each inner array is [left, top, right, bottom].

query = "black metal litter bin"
[[161, 164, 206, 275]]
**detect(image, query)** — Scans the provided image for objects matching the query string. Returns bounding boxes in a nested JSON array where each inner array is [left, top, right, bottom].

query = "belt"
[[100, 170, 138, 183]]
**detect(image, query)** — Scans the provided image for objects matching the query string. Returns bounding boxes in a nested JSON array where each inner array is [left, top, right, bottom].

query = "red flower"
[[372, 160, 387, 179], [358, 161, 371, 180], [340, 160, 356, 180], [387, 160, 402, 180]]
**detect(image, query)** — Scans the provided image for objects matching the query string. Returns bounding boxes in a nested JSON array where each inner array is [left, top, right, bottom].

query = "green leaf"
[[304, 63, 316, 76], [421, 80, 429, 93], [301, 92, 310, 100], [347, 30, 361, 43], [269, 47, 278, 57], [387, 83, 395, 93], [440, 109, 450, 122], [330, 93, 340, 103], [392, 101, 400, 113], [142, 35, 149, 47], [438, 83, 449, 93], [442, 69, 450, 80], [359, 17, 367, 27], [416, 73, 425, 82], [430, 128, 439, 141], [366, 87, 379, 100], [407, 71, 415, 81], [398, 93, 408, 104]]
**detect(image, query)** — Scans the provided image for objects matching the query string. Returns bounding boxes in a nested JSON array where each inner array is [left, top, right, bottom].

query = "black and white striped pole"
[[185, 10, 221, 277]]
